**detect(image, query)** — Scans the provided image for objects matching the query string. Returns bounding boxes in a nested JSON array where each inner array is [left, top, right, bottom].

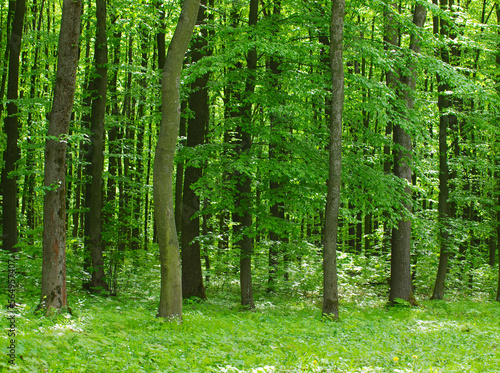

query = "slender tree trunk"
[[322, 0, 344, 319], [181, 0, 209, 300], [84, 0, 108, 293], [155, 0, 201, 321], [22, 0, 45, 238], [233, 0, 258, 309], [131, 28, 149, 251], [104, 26, 121, 294], [267, 1, 285, 292], [389, 3, 426, 306], [1, 0, 26, 252], [40, 0, 82, 311], [432, 0, 453, 300]]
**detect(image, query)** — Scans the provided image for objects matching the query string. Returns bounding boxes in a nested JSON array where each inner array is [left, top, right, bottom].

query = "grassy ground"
[[2, 286, 500, 372]]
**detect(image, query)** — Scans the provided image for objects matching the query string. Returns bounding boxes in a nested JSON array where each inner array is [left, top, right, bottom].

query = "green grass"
[[2, 288, 500, 372]]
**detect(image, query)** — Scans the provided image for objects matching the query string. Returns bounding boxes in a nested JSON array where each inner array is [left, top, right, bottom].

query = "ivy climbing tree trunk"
[[1, 0, 25, 252], [322, 0, 344, 319], [154, 0, 201, 321], [40, 0, 82, 311]]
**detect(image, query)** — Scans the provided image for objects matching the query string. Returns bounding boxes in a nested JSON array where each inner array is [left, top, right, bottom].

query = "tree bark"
[[322, 0, 344, 319], [181, 0, 209, 300], [267, 1, 286, 293], [83, 0, 108, 293], [40, 0, 82, 311], [233, 0, 258, 309], [1, 0, 26, 252], [155, 0, 201, 321], [389, 3, 426, 306], [432, 0, 453, 300]]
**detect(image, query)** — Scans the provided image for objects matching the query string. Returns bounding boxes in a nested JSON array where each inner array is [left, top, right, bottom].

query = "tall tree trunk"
[[322, 0, 344, 319], [267, 1, 285, 293], [389, 3, 426, 306], [181, 0, 209, 300], [40, 0, 82, 311], [432, 0, 453, 300], [84, 0, 108, 293], [104, 26, 121, 294], [22, 0, 45, 239], [1, 0, 26, 252], [233, 0, 258, 309], [132, 28, 149, 251], [154, 0, 201, 321]]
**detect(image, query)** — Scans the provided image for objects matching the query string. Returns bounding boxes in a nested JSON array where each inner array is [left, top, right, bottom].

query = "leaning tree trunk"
[[1, 0, 26, 253], [154, 0, 201, 321], [389, 3, 426, 306], [40, 0, 82, 311], [322, 0, 345, 319]]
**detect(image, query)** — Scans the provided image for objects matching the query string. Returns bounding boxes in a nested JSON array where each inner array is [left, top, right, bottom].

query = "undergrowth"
[[1, 250, 500, 372]]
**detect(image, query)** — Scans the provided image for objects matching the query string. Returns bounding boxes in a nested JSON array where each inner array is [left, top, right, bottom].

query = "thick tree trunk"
[[181, 0, 208, 300], [84, 0, 108, 293], [1, 0, 25, 253], [155, 0, 201, 321], [40, 0, 82, 311], [322, 0, 344, 319]]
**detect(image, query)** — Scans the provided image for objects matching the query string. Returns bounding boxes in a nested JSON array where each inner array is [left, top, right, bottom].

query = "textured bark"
[[233, 0, 258, 309], [267, 1, 285, 292], [84, 0, 108, 293], [1, 0, 25, 252], [322, 0, 344, 319], [155, 0, 201, 321], [432, 0, 453, 300], [40, 0, 82, 311], [181, 0, 208, 300], [389, 3, 426, 306], [382, 2, 398, 252]]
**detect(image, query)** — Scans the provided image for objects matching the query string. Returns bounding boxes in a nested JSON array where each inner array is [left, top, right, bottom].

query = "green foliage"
[[2, 280, 500, 372]]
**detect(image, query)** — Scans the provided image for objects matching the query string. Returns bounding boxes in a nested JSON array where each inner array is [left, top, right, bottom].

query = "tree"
[[1, 0, 26, 253], [233, 0, 258, 309], [154, 0, 201, 321], [389, 3, 426, 306], [40, 0, 83, 311], [322, 0, 345, 319], [432, 0, 454, 300], [181, 0, 209, 300], [83, 0, 109, 293]]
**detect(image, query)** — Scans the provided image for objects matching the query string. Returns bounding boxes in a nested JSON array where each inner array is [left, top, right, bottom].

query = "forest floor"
[[1, 280, 500, 372]]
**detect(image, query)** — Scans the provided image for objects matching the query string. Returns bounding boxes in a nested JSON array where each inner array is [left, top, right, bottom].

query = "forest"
[[1, 0, 500, 371]]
